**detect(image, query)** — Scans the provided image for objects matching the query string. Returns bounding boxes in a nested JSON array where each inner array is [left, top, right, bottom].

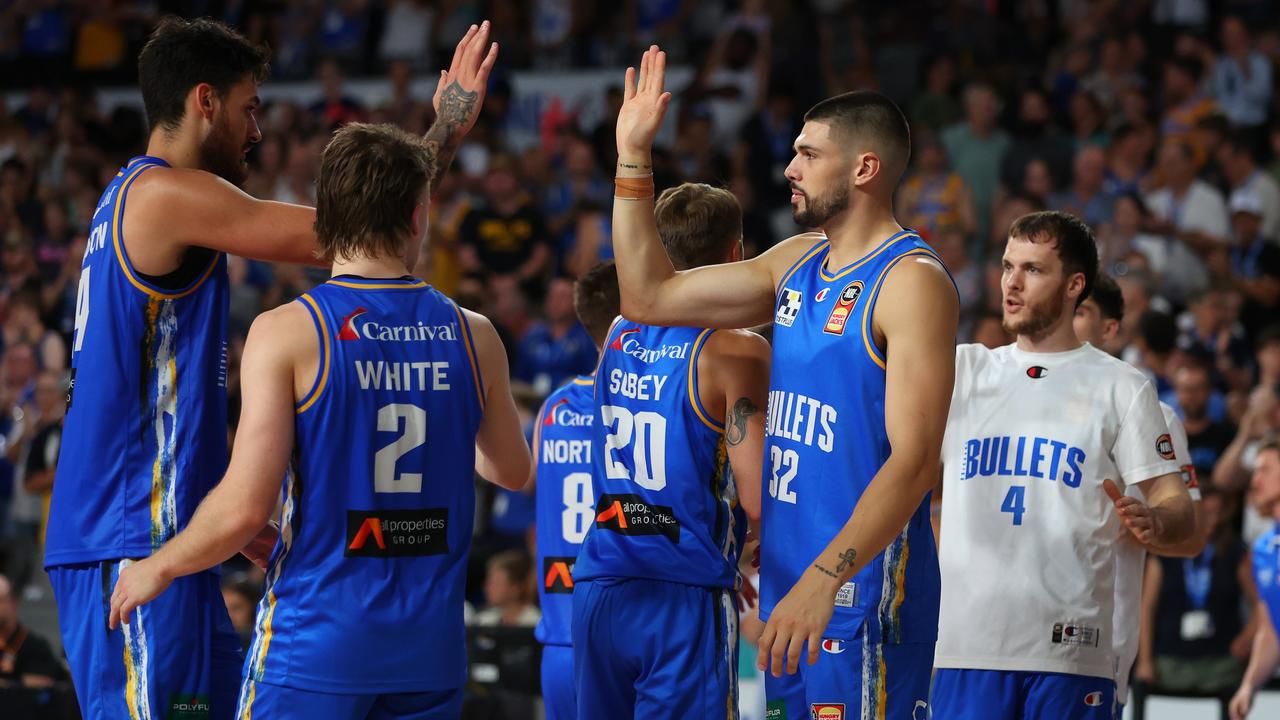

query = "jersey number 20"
[[601, 405, 667, 490]]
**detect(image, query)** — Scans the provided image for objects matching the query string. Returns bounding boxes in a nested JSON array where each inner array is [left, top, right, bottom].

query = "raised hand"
[[616, 45, 673, 157], [1104, 478, 1161, 544], [430, 21, 499, 143]]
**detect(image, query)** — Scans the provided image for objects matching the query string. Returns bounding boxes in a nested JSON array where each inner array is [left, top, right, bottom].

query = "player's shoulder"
[[956, 341, 1000, 368], [763, 232, 829, 277], [1078, 343, 1154, 393], [1159, 401, 1182, 428]]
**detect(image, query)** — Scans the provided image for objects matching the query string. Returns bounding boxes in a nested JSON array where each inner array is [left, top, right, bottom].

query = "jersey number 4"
[[1001, 485, 1026, 525]]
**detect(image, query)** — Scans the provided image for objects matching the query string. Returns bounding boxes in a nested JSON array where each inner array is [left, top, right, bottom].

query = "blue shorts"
[[931, 668, 1116, 720], [236, 679, 462, 720], [763, 636, 933, 720], [541, 644, 575, 720], [572, 578, 738, 720], [49, 560, 243, 720]]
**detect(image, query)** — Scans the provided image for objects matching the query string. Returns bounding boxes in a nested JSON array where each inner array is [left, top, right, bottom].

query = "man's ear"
[[851, 152, 882, 188], [193, 83, 218, 122]]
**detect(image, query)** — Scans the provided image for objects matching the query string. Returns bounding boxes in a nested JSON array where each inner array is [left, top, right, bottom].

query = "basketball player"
[[1228, 437, 1280, 720], [1072, 272, 1207, 710], [47, 18, 497, 719], [608, 47, 957, 717], [571, 182, 769, 718], [532, 261, 620, 720], [933, 211, 1196, 719], [108, 122, 530, 718]]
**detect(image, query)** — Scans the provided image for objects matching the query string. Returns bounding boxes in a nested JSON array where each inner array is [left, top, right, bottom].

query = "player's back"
[[48, 156, 230, 567], [938, 341, 1179, 679], [761, 231, 943, 643], [244, 275, 484, 694], [573, 321, 743, 589], [535, 375, 596, 647]]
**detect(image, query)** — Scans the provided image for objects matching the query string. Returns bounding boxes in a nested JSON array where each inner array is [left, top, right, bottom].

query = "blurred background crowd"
[[1, 0, 1280, 717]]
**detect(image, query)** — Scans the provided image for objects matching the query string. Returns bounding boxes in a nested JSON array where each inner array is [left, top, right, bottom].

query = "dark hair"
[[1167, 55, 1204, 83], [138, 17, 270, 132], [574, 261, 621, 347], [804, 91, 911, 184], [654, 183, 742, 270], [1138, 310, 1177, 355], [487, 550, 533, 602], [315, 123, 435, 262], [1257, 324, 1280, 349], [1008, 211, 1099, 307], [1089, 273, 1125, 323], [1220, 130, 1257, 158]]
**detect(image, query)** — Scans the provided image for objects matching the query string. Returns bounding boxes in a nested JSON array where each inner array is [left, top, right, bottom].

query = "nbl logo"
[[1156, 433, 1176, 460]]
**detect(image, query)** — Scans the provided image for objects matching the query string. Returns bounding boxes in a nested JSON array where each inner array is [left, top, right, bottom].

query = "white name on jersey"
[[355, 361, 451, 391], [608, 370, 669, 402]]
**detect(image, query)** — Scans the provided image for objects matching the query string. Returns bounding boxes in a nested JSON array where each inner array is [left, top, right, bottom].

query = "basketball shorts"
[[541, 643, 575, 720], [931, 668, 1115, 720], [763, 635, 933, 719], [572, 577, 738, 719], [235, 680, 462, 719], [49, 560, 243, 720]]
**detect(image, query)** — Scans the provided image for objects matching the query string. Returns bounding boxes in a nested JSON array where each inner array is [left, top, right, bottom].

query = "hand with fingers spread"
[[755, 567, 837, 677], [1104, 478, 1163, 544], [108, 559, 173, 631], [425, 20, 500, 165], [616, 45, 673, 158]]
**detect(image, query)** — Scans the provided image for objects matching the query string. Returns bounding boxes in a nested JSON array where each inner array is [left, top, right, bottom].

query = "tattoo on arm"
[[834, 548, 857, 574], [423, 81, 480, 189], [725, 397, 758, 447], [812, 563, 838, 579]]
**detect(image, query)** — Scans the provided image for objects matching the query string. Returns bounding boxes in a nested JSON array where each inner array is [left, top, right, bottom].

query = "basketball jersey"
[[937, 342, 1181, 679], [242, 276, 484, 694], [534, 375, 596, 647], [1113, 404, 1198, 698], [47, 156, 230, 567], [572, 322, 743, 589], [1252, 522, 1280, 641], [759, 231, 946, 643]]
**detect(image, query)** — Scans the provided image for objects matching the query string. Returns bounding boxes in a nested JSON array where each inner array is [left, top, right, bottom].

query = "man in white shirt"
[[1145, 141, 1230, 251], [1073, 273, 1207, 713], [1218, 134, 1280, 242], [933, 210, 1196, 719]]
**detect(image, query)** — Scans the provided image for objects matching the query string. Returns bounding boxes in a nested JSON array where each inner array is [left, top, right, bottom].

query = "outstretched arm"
[[108, 306, 304, 627], [757, 257, 957, 676], [612, 46, 799, 329], [468, 309, 532, 490], [422, 21, 499, 192]]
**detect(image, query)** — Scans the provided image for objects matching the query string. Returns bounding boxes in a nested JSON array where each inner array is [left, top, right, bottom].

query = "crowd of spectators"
[[2, 0, 1280, 715]]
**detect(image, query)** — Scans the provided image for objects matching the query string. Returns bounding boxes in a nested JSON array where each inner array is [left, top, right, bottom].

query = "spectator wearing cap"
[[1213, 17, 1273, 145], [1227, 191, 1280, 341], [1218, 134, 1280, 242]]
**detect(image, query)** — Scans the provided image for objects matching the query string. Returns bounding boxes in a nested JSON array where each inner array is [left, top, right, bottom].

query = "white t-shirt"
[[937, 343, 1181, 679], [1112, 404, 1200, 701], [1144, 181, 1229, 243]]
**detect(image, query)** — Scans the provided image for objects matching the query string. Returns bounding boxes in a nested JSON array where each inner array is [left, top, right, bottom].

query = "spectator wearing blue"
[[1213, 18, 1272, 150], [514, 275, 597, 401], [1229, 437, 1280, 719]]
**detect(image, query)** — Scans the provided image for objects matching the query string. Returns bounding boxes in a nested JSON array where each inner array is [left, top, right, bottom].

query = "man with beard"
[[932, 211, 1196, 719], [45, 17, 498, 720], [607, 46, 957, 718]]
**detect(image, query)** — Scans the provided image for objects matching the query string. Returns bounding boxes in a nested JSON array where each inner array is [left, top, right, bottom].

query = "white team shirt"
[[937, 342, 1181, 679], [1112, 404, 1200, 700]]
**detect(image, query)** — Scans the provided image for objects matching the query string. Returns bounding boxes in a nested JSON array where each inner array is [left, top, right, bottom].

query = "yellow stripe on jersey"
[[326, 279, 429, 290], [453, 303, 486, 411], [687, 329, 724, 433], [110, 164, 221, 300], [860, 248, 939, 370], [891, 532, 910, 642], [819, 231, 916, 282], [295, 294, 331, 414], [776, 241, 829, 293], [572, 376, 594, 386]]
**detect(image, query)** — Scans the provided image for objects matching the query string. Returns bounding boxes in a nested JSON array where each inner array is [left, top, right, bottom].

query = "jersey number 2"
[[1001, 485, 1026, 526], [375, 403, 426, 493]]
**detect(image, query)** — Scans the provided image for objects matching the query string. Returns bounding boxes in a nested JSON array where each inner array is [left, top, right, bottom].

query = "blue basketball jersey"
[[572, 322, 743, 589], [241, 276, 484, 695], [534, 376, 596, 647], [1253, 522, 1280, 641], [47, 156, 230, 567], [759, 230, 948, 642]]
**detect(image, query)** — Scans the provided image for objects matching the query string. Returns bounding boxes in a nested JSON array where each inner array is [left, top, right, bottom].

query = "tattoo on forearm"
[[423, 81, 479, 187], [813, 563, 838, 579], [725, 397, 758, 447], [835, 548, 857, 574]]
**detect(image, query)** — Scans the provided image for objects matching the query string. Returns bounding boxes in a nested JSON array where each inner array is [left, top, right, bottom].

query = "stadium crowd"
[[1, 0, 1279, 716]]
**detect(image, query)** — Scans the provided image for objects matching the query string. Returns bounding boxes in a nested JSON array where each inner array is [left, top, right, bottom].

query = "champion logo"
[[338, 307, 368, 340], [1026, 365, 1048, 379], [820, 639, 845, 654], [815, 288, 831, 302], [1083, 691, 1104, 707]]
